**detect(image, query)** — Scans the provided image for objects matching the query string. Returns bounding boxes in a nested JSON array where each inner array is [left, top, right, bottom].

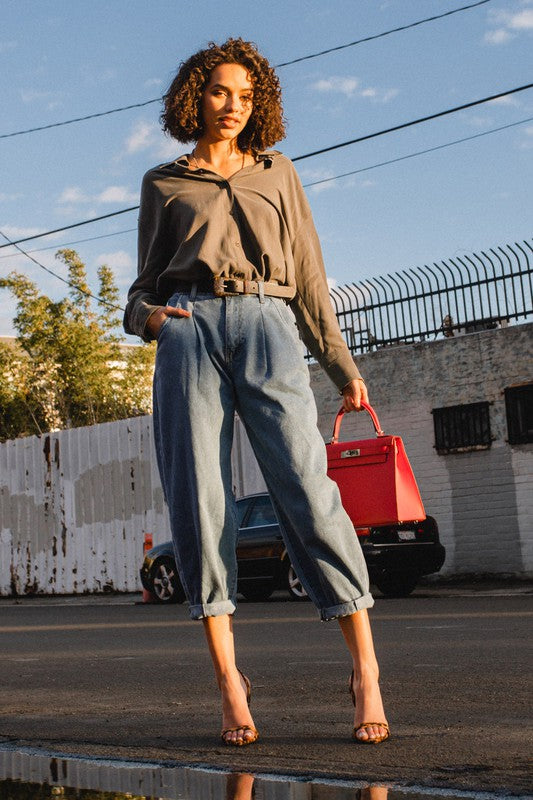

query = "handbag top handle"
[[330, 402, 386, 444]]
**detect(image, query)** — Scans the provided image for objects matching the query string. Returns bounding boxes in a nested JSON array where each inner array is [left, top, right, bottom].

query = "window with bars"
[[505, 384, 533, 444], [432, 402, 492, 454]]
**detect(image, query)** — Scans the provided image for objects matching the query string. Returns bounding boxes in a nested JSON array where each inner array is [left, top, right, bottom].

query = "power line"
[[0, 0, 494, 140], [0, 99, 160, 140], [293, 82, 533, 162], [0, 228, 137, 261], [276, 0, 493, 66], [1, 80, 531, 251], [0, 207, 139, 249], [0, 229, 124, 311], [301, 116, 533, 188]]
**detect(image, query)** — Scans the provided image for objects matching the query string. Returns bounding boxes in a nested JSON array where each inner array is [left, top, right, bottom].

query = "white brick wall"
[[311, 322, 533, 576]]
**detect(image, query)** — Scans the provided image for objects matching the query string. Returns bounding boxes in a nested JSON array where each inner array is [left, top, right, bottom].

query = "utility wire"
[[276, 0, 493, 66], [2, 81, 531, 251], [292, 82, 533, 162], [0, 207, 139, 248], [0, 229, 124, 311], [302, 116, 533, 188], [0, 0, 493, 140], [0, 228, 137, 260]]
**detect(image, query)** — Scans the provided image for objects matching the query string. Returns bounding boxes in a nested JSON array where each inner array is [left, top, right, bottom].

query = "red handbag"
[[326, 402, 426, 527]]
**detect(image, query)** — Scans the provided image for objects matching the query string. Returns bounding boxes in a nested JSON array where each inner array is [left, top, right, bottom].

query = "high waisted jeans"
[[152, 291, 374, 620]]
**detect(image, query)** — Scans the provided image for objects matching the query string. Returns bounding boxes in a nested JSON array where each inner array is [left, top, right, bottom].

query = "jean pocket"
[[271, 298, 299, 338]]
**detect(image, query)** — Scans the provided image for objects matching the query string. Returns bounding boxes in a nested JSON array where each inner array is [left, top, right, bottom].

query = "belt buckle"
[[213, 277, 240, 296]]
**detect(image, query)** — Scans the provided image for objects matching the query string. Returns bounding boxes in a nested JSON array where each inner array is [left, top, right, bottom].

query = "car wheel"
[[151, 557, 185, 604], [283, 557, 309, 601], [374, 572, 419, 598], [239, 580, 275, 602]]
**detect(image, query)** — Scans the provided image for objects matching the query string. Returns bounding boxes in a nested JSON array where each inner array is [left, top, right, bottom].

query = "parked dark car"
[[140, 492, 445, 602]]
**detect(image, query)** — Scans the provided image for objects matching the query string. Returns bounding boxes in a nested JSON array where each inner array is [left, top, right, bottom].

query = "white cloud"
[[96, 250, 133, 280], [300, 167, 337, 194], [0, 41, 16, 53], [380, 89, 400, 103], [327, 276, 338, 291], [58, 187, 90, 204], [485, 5, 533, 43], [125, 120, 157, 153], [488, 94, 520, 107], [314, 76, 359, 97], [520, 125, 533, 148], [484, 29, 513, 44], [157, 135, 181, 160], [57, 185, 138, 206], [97, 186, 138, 204], [124, 118, 180, 160], [0, 225, 48, 241], [20, 89, 62, 107], [144, 77, 163, 88], [0, 193, 23, 202], [509, 9, 533, 28], [313, 75, 398, 103]]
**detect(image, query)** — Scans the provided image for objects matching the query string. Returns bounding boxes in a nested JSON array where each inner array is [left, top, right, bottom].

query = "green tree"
[[0, 249, 155, 441]]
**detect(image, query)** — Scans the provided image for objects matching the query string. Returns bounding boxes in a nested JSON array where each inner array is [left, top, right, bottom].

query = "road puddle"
[[0, 746, 519, 800]]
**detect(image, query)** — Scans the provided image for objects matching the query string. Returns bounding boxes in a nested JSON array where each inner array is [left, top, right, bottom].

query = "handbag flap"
[[327, 436, 395, 468]]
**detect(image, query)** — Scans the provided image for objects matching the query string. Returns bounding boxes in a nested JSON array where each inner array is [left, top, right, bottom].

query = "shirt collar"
[[168, 150, 279, 170]]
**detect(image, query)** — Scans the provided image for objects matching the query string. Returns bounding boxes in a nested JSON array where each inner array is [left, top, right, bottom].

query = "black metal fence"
[[328, 238, 533, 356]]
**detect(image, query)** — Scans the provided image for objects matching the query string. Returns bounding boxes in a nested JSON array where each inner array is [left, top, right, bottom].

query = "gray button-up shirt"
[[123, 151, 361, 389]]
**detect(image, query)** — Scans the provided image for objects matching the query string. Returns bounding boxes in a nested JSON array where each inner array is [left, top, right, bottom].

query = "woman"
[[124, 38, 389, 747]]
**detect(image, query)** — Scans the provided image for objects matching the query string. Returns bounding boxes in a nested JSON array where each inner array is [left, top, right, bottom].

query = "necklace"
[[191, 148, 201, 169], [190, 148, 246, 172]]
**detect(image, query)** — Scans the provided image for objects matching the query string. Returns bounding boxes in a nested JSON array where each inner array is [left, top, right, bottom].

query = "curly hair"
[[161, 38, 285, 153]]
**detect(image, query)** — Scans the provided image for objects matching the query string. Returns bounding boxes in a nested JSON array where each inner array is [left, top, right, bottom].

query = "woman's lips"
[[219, 116, 240, 126]]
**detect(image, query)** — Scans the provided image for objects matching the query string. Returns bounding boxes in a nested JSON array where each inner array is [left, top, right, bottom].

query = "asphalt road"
[[0, 585, 531, 795]]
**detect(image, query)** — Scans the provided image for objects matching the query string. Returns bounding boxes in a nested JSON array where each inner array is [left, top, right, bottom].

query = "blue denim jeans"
[[152, 291, 374, 620]]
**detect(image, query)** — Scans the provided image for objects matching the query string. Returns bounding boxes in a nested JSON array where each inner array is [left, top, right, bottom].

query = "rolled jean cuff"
[[189, 599, 237, 620], [319, 591, 375, 622]]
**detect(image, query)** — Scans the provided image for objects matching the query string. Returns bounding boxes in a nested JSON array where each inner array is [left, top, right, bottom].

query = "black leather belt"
[[174, 276, 294, 300]]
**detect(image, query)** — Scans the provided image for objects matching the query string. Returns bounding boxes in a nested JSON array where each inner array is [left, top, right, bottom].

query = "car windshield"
[[242, 495, 278, 528]]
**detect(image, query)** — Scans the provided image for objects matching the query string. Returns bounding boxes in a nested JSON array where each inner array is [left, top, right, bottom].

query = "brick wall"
[[310, 322, 533, 577]]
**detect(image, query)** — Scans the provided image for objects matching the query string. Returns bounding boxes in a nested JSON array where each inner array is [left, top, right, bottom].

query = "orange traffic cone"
[[142, 532, 157, 603]]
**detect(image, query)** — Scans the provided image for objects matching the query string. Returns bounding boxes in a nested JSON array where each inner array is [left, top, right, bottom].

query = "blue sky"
[[1, 0, 532, 339]]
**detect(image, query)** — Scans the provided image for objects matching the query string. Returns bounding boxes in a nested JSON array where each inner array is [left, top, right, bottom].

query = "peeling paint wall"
[[0, 415, 262, 596], [0, 417, 163, 595]]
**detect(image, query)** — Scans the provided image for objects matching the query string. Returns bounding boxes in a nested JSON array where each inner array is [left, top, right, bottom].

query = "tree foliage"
[[0, 249, 155, 442]]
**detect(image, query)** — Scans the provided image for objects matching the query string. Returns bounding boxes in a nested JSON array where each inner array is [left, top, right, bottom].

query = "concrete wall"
[[310, 322, 533, 576]]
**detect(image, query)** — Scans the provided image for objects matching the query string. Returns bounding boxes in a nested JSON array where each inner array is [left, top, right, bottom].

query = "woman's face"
[[200, 62, 253, 144]]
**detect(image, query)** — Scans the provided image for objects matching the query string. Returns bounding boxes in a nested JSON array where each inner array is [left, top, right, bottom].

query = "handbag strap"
[[330, 402, 385, 444]]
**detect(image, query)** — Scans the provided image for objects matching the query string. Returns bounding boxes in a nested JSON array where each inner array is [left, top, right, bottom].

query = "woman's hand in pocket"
[[146, 305, 191, 339]]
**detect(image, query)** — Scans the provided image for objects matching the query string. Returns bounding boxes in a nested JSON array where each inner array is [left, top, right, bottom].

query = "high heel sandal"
[[221, 668, 259, 747], [349, 669, 390, 745]]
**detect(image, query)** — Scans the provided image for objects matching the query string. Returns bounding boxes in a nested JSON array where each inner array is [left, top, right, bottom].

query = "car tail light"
[[355, 527, 371, 537]]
